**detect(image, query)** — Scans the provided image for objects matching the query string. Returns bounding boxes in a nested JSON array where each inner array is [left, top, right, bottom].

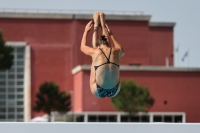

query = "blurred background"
[[0, 0, 200, 123]]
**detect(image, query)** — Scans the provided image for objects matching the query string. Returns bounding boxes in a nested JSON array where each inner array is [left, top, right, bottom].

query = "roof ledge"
[[72, 65, 200, 75], [149, 22, 176, 27], [0, 12, 151, 21]]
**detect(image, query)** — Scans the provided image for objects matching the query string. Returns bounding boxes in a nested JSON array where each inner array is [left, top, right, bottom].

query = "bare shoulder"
[[91, 47, 102, 56], [112, 47, 125, 57]]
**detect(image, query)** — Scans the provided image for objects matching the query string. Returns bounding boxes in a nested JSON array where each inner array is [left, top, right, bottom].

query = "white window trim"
[[6, 42, 31, 122]]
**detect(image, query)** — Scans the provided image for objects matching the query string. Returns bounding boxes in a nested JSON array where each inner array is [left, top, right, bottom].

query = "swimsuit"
[[94, 48, 120, 98]]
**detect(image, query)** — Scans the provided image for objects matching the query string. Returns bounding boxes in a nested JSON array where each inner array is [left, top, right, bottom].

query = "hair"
[[96, 35, 109, 47]]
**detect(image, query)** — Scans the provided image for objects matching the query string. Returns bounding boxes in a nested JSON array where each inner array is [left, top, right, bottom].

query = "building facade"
[[0, 12, 200, 122]]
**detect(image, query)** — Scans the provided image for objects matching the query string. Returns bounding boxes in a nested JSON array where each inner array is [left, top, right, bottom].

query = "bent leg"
[[90, 62, 96, 85], [90, 63, 101, 98]]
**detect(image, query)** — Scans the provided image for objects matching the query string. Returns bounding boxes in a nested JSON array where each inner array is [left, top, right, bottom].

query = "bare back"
[[91, 47, 121, 89]]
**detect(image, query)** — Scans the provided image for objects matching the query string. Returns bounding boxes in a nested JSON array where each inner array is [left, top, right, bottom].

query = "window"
[[8, 88, 14, 92], [174, 115, 182, 123], [17, 115, 23, 119], [17, 88, 23, 92], [0, 88, 6, 93], [76, 115, 84, 122], [121, 115, 150, 122], [53, 112, 184, 123], [17, 95, 23, 99], [0, 115, 6, 119], [8, 108, 15, 112], [0, 101, 6, 106], [141, 115, 150, 122], [153, 115, 162, 122], [98, 115, 107, 122], [8, 115, 15, 119], [0, 81, 6, 85], [164, 115, 172, 122], [108, 115, 117, 122], [17, 101, 23, 106], [17, 108, 24, 112], [0, 45, 25, 122], [0, 75, 5, 78], [0, 95, 5, 99], [88, 115, 96, 122], [153, 115, 183, 123], [0, 108, 6, 113], [88, 115, 117, 122]]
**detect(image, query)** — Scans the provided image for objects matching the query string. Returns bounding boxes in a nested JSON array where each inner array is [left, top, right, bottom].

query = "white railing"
[[0, 8, 144, 15], [0, 123, 200, 133], [51, 111, 185, 123]]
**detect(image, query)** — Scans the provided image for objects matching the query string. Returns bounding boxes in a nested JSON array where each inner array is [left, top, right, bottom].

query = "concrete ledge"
[[75, 14, 151, 21], [106, 14, 151, 21], [72, 65, 200, 74], [0, 123, 200, 133], [149, 22, 176, 27], [0, 12, 151, 21], [72, 65, 90, 74], [6, 41, 27, 47], [0, 12, 73, 19]]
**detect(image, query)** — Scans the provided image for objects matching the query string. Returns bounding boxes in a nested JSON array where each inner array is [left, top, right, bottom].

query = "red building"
[[0, 12, 200, 122]]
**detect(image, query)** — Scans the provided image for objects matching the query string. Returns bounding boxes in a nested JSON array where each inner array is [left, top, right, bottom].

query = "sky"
[[0, 0, 200, 68]]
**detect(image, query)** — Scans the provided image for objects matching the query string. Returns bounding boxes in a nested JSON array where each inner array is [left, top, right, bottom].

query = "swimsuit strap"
[[108, 48, 112, 62], [94, 48, 119, 71], [99, 48, 112, 62]]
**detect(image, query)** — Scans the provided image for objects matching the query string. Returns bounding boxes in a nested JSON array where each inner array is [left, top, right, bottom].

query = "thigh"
[[90, 82, 101, 98], [90, 63, 96, 84], [90, 63, 101, 98]]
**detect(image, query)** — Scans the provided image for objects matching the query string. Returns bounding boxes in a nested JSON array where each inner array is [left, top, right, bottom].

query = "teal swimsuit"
[[94, 48, 120, 98]]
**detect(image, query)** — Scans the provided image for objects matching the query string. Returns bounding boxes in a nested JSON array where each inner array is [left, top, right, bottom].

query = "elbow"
[[80, 46, 83, 52], [120, 48, 125, 57], [120, 51, 125, 57], [80, 46, 84, 53], [80, 46, 87, 55], [121, 52, 125, 57]]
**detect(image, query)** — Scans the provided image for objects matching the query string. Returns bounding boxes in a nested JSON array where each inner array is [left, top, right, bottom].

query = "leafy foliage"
[[0, 30, 14, 70], [111, 80, 154, 114], [33, 81, 71, 122]]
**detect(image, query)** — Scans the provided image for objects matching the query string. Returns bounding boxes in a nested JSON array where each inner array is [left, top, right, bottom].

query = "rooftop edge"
[[149, 22, 176, 27], [72, 65, 200, 75], [0, 12, 176, 27], [0, 12, 151, 21]]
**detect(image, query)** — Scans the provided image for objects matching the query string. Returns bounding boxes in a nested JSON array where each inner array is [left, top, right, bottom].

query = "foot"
[[99, 12, 105, 28], [93, 12, 100, 28]]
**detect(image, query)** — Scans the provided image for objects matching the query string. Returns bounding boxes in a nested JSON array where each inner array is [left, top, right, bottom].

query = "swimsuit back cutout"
[[94, 48, 119, 71]]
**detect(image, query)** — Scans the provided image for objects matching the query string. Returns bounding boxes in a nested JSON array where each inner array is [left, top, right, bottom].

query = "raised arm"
[[92, 12, 99, 48], [80, 21, 95, 56], [105, 24, 125, 57]]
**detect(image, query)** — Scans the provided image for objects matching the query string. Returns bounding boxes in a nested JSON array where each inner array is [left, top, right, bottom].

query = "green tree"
[[0, 30, 14, 70], [111, 80, 155, 122], [33, 81, 71, 122]]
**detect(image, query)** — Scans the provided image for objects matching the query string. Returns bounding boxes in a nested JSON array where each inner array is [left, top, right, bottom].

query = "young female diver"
[[80, 12, 124, 98]]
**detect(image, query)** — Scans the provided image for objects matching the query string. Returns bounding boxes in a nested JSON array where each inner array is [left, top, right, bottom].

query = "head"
[[96, 35, 109, 47]]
